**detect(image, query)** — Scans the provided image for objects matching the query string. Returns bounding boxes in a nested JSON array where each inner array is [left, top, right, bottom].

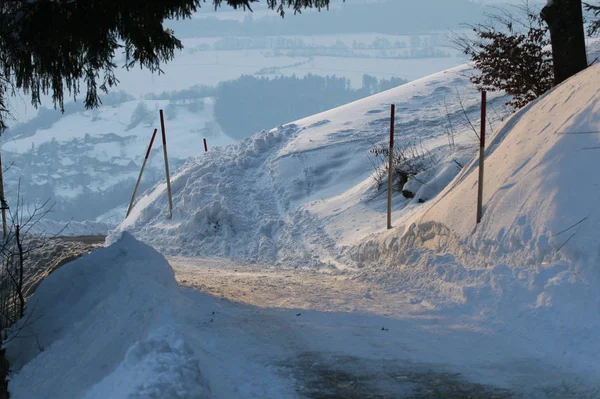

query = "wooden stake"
[[477, 91, 487, 224], [126, 129, 158, 218], [0, 154, 7, 241], [387, 104, 395, 230], [203, 138, 208, 153], [160, 110, 174, 219]]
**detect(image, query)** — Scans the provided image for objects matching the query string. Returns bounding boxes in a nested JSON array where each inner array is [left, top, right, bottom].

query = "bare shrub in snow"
[[0, 184, 101, 346], [439, 86, 511, 151], [0, 197, 56, 331], [0, 189, 100, 397], [165, 103, 178, 121], [455, 4, 553, 109], [368, 141, 437, 192]]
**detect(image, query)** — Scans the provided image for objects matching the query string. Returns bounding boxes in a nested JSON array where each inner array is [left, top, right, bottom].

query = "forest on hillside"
[[213, 73, 408, 139]]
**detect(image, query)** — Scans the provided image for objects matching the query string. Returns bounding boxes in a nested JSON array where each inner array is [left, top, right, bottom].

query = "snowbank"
[[422, 64, 600, 260], [352, 64, 600, 380], [7, 233, 210, 399], [7, 233, 302, 399]]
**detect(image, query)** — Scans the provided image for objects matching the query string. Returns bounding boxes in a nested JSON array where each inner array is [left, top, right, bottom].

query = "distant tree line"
[[144, 85, 216, 101], [213, 73, 408, 139], [168, 0, 485, 38], [191, 35, 452, 60], [209, 35, 445, 51], [276, 47, 451, 60]]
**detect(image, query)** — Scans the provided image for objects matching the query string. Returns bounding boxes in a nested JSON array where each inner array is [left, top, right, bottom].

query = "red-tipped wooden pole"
[[160, 110, 174, 219], [203, 138, 208, 152], [387, 104, 395, 230], [126, 129, 157, 219], [477, 91, 487, 224]]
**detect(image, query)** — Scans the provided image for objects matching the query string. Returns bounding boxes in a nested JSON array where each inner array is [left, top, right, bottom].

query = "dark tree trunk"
[[15, 225, 24, 319], [0, 348, 8, 399], [541, 0, 588, 85]]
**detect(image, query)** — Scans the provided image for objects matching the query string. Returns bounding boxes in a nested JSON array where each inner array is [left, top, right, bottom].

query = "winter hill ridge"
[[112, 62, 510, 264]]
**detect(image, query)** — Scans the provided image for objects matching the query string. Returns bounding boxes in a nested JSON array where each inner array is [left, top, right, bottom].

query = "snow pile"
[[352, 64, 600, 378], [7, 233, 210, 399], [28, 219, 114, 237], [7, 233, 302, 399], [112, 64, 508, 266], [422, 64, 600, 262]]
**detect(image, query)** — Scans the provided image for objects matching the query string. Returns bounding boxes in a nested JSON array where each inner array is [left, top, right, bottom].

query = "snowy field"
[[3, 98, 231, 157], [0, 97, 234, 221], [112, 34, 465, 96]]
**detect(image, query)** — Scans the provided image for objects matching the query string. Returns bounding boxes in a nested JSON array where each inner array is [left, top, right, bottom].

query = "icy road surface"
[[168, 257, 593, 399]]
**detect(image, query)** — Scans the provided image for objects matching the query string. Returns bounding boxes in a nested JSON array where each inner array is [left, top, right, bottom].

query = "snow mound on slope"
[[82, 326, 208, 399], [111, 64, 508, 266], [7, 233, 210, 399], [423, 64, 600, 261], [353, 64, 600, 377]]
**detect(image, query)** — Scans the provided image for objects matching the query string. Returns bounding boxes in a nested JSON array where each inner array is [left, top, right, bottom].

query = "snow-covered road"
[[168, 257, 594, 398], [169, 256, 418, 315]]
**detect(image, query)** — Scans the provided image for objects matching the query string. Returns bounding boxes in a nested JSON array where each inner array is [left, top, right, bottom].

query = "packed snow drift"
[[11, 234, 599, 399], [7, 234, 209, 398]]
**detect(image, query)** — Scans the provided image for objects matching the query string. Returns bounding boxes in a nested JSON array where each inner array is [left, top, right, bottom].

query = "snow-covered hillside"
[[1, 29, 467, 223], [14, 61, 600, 396], [1, 97, 233, 221], [108, 48, 600, 393], [352, 63, 600, 380], [113, 64, 509, 266]]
